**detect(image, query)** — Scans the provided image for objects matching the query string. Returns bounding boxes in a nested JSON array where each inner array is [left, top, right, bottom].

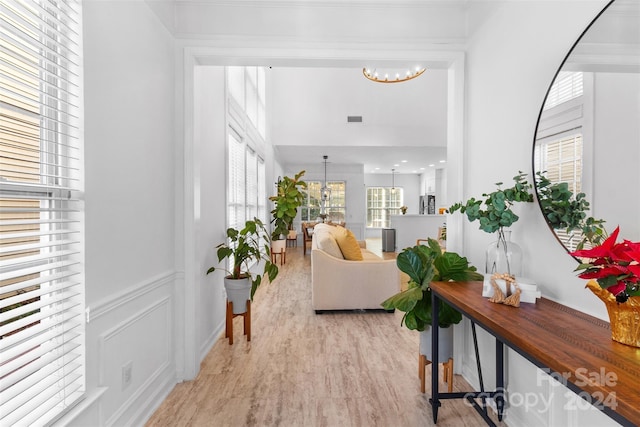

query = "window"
[[226, 67, 267, 233], [228, 66, 266, 139], [544, 71, 583, 110], [228, 131, 246, 231], [366, 187, 404, 228], [1, 1, 85, 425], [301, 181, 346, 222], [534, 133, 584, 250]]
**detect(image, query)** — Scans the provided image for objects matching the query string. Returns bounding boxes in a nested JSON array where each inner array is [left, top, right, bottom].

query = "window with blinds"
[[301, 181, 346, 223], [544, 71, 583, 110], [226, 66, 267, 235], [1, 0, 85, 425], [534, 133, 584, 250], [366, 187, 404, 228], [227, 131, 246, 232], [227, 66, 266, 139]]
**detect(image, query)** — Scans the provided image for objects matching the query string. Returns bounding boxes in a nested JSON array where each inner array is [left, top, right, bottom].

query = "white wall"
[[592, 72, 640, 241], [194, 67, 228, 360], [462, 2, 615, 426], [65, 2, 178, 425]]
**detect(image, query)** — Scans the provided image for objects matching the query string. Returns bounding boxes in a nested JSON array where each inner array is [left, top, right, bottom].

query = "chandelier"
[[362, 66, 426, 83]]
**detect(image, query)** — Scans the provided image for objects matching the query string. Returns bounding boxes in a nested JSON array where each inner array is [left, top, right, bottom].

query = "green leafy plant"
[[534, 171, 606, 249], [269, 170, 307, 241], [381, 239, 484, 330], [448, 172, 534, 234], [206, 218, 279, 299]]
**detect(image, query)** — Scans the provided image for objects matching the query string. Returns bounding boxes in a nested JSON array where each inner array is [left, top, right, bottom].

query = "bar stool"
[[225, 300, 251, 345]]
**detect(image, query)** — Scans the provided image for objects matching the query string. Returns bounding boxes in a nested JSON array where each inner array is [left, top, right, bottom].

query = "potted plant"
[[448, 172, 534, 276], [382, 239, 484, 371], [382, 239, 484, 330], [206, 218, 279, 314], [570, 226, 640, 347], [269, 170, 307, 253]]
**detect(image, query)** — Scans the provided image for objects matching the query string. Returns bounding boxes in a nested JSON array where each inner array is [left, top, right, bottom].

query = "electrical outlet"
[[121, 361, 132, 390]]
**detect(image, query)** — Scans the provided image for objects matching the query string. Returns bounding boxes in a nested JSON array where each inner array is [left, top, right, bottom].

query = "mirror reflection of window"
[[543, 71, 583, 110], [535, 71, 590, 251]]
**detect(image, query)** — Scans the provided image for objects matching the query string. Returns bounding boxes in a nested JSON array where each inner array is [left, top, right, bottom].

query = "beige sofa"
[[311, 223, 400, 313]]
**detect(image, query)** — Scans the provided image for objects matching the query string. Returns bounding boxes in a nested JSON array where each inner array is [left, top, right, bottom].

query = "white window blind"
[[535, 133, 584, 251], [1, 0, 85, 426], [245, 147, 257, 221], [228, 131, 246, 232], [535, 133, 583, 195], [226, 66, 267, 234], [257, 156, 266, 221], [544, 71, 583, 110]]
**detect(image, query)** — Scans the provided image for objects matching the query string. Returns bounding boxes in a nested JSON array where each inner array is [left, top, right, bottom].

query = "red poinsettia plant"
[[570, 226, 640, 303]]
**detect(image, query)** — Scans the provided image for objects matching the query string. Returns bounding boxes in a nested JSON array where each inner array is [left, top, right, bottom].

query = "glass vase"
[[485, 228, 522, 277]]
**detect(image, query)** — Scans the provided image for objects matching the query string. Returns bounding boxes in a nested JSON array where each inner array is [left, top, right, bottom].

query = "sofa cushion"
[[361, 249, 382, 261], [334, 227, 364, 261], [315, 229, 344, 259]]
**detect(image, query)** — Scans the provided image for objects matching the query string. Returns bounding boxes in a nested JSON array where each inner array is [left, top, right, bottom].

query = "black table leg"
[[496, 340, 505, 421], [430, 291, 441, 422]]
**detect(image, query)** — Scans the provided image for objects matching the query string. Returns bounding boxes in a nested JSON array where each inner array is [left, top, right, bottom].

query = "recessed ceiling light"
[[420, 167, 425, 170], [439, 160, 446, 163], [375, 167, 380, 170], [429, 164, 435, 167], [412, 170, 417, 173], [401, 160, 408, 163], [394, 164, 399, 167]]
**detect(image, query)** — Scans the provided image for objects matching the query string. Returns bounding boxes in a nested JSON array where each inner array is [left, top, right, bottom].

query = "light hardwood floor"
[[146, 245, 502, 427]]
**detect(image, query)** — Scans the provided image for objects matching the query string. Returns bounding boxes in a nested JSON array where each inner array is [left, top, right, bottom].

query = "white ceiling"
[[146, 0, 465, 175], [270, 67, 448, 174], [274, 145, 447, 175]]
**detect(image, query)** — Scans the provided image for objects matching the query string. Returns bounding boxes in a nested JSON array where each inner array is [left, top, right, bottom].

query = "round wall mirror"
[[532, 0, 640, 255]]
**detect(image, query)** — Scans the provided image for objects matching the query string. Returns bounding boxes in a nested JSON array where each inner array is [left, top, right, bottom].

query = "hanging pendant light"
[[320, 156, 331, 216], [391, 168, 396, 192]]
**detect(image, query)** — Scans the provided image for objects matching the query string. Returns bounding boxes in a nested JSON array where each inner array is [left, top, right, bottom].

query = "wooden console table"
[[429, 281, 640, 427]]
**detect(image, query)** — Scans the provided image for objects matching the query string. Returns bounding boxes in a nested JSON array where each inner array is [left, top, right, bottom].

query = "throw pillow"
[[334, 228, 363, 261], [316, 230, 344, 259]]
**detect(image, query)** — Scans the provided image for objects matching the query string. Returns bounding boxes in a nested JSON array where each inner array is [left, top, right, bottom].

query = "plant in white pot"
[[381, 239, 483, 390], [206, 218, 279, 314], [269, 170, 306, 253]]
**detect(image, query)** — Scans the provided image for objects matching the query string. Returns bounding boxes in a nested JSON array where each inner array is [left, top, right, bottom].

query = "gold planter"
[[587, 280, 640, 347]]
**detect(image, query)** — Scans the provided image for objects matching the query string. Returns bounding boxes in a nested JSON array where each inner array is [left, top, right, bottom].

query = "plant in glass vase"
[[448, 172, 534, 276]]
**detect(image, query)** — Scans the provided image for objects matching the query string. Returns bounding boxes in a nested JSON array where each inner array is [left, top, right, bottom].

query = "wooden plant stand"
[[225, 300, 251, 345], [419, 353, 453, 393], [271, 249, 285, 265]]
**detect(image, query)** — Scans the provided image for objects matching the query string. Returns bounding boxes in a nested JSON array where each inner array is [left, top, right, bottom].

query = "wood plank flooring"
[[145, 245, 503, 427]]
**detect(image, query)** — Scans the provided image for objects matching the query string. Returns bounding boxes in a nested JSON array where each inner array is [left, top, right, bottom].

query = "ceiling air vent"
[[347, 116, 363, 123]]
